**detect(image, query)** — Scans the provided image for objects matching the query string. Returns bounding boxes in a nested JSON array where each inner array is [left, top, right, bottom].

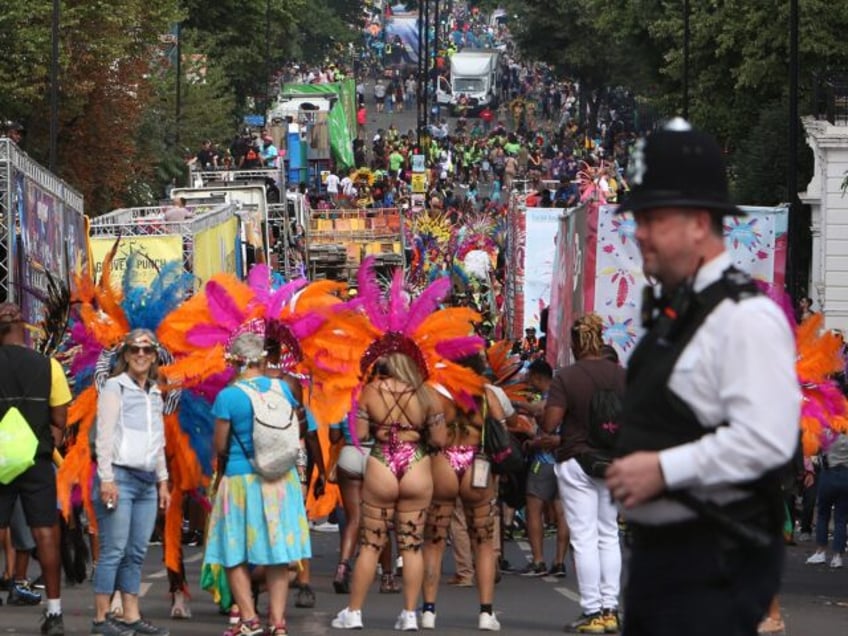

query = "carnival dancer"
[[421, 353, 507, 632], [204, 328, 312, 636], [328, 420, 399, 596], [156, 265, 342, 629], [306, 258, 486, 631], [264, 330, 326, 610], [331, 352, 445, 632], [604, 119, 801, 635]]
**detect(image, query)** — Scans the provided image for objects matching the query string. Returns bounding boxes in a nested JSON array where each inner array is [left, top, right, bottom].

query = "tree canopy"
[[0, 0, 364, 214], [511, 0, 848, 205]]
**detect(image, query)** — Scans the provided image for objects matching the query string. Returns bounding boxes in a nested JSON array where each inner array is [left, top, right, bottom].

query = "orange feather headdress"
[[302, 257, 487, 433]]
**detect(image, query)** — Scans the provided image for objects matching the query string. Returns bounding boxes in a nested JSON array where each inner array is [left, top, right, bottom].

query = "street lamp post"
[[787, 0, 800, 297], [265, 0, 272, 124], [49, 0, 60, 172], [175, 22, 182, 147], [682, 0, 690, 120]]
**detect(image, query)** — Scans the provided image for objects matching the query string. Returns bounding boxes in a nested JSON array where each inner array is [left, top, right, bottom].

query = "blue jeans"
[[815, 466, 848, 553], [93, 466, 159, 595]]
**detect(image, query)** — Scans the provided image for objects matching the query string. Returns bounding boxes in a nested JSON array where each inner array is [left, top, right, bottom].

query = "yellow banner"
[[194, 216, 239, 286], [411, 173, 427, 194], [89, 235, 184, 290]]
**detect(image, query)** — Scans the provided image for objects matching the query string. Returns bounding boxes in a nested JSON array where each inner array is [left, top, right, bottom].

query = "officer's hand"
[[605, 451, 665, 509]]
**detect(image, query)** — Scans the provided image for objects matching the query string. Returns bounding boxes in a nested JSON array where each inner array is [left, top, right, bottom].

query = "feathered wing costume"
[[56, 243, 204, 572], [796, 313, 848, 456], [302, 256, 488, 438], [486, 340, 534, 436], [157, 264, 344, 609]]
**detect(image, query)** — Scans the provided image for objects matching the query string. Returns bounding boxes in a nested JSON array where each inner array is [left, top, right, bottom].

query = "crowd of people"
[[2, 5, 847, 636]]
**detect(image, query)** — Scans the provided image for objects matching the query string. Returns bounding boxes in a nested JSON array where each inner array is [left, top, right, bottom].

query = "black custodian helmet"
[[617, 118, 742, 216]]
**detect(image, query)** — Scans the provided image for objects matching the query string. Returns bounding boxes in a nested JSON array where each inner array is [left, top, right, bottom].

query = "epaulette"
[[720, 267, 760, 302]]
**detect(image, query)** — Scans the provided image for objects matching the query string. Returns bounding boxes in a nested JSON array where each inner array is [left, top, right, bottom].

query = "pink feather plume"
[[387, 269, 408, 332], [205, 281, 246, 331], [435, 335, 486, 360]]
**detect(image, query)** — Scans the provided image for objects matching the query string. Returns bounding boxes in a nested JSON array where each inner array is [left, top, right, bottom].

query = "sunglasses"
[[127, 345, 156, 356]]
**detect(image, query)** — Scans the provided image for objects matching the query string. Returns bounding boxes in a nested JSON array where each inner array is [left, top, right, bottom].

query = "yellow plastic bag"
[[0, 407, 38, 484]]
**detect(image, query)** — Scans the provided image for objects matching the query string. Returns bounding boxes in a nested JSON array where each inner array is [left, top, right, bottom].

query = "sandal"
[[295, 583, 316, 608], [270, 622, 288, 636], [333, 562, 351, 594], [232, 617, 264, 636], [379, 572, 401, 594]]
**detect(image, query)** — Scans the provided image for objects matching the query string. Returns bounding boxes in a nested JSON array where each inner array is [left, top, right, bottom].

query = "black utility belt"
[[628, 495, 777, 548], [628, 519, 713, 548]]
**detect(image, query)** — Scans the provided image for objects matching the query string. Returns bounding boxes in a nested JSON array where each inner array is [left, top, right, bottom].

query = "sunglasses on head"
[[127, 344, 156, 355]]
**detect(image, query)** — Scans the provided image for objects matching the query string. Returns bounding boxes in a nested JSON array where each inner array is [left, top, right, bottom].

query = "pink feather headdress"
[[301, 256, 487, 429]]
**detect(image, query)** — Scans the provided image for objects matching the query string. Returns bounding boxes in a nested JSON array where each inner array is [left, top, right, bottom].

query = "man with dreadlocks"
[[542, 313, 625, 634]]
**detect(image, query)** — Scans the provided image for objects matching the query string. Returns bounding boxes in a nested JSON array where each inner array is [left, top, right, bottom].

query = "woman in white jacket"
[[91, 329, 171, 636]]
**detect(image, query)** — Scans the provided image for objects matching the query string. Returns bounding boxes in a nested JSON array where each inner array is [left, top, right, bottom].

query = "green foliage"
[[180, 0, 364, 111], [512, 0, 848, 204], [732, 99, 813, 206], [134, 34, 238, 203]]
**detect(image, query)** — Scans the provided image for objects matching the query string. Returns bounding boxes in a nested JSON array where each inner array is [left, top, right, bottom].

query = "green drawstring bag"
[[0, 407, 38, 484]]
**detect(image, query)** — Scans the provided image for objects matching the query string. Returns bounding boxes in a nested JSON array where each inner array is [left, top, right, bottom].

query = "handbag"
[[481, 401, 525, 475], [0, 407, 39, 484]]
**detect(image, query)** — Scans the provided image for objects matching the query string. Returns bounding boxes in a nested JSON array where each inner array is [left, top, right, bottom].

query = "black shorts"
[[0, 457, 58, 528]]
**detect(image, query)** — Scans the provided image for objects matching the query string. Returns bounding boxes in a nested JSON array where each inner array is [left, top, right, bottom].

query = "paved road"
[[2, 529, 847, 635]]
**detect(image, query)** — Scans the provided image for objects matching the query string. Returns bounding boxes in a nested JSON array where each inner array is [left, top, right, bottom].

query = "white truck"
[[446, 49, 501, 115]]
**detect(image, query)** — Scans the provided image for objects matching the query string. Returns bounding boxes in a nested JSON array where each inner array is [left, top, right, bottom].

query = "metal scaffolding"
[[0, 138, 84, 303], [89, 202, 238, 278]]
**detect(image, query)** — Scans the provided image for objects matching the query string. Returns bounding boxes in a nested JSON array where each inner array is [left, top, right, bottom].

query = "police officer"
[[604, 119, 801, 635]]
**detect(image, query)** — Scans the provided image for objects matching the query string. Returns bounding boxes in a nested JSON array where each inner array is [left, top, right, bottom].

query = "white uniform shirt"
[[624, 251, 801, 525]]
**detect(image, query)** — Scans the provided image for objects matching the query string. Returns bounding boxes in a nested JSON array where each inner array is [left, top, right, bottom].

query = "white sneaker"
[[478, 611, 501, 631], [830, 553, 843, 569], [170, 590, 192, 619], [394, 610, 418, 631], [331, 607, 364, 629], [420, 610, 436, 630], [806, 551, 827, 565]]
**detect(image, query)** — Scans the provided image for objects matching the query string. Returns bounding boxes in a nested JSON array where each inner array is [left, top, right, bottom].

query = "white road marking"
[[554, 585, 581, 603], [516, 540, 531, 552], [185, 552, 205, 564], [138, 582, 152, 598]]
